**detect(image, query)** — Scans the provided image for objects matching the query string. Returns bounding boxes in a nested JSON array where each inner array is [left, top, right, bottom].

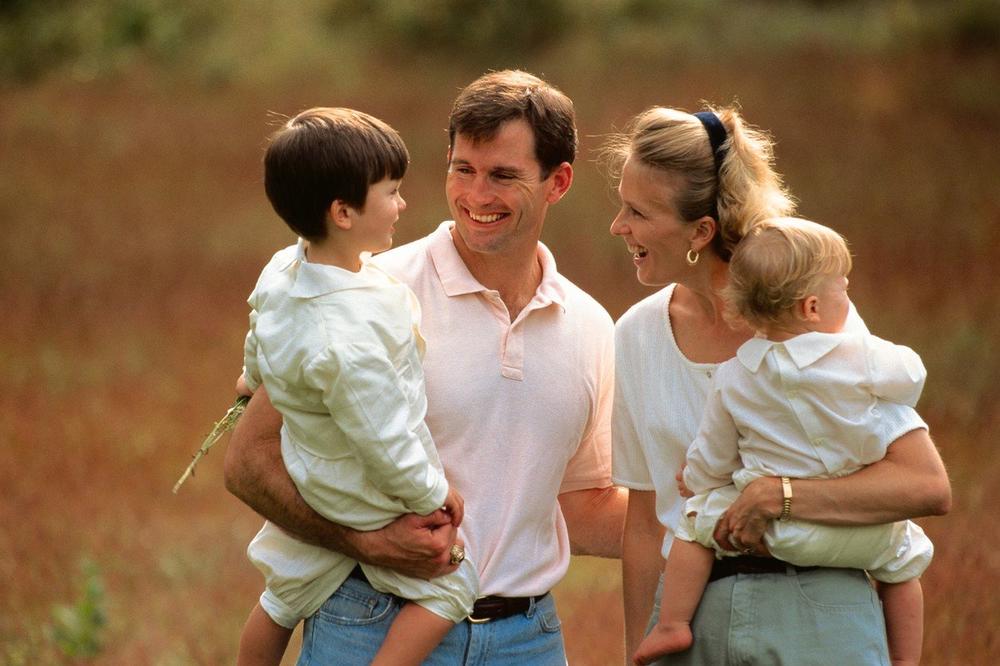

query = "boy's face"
[[811, 273, 851, 333], [353, 178, 406, 254]]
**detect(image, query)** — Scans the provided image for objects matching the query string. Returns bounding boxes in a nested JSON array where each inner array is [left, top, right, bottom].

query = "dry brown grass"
[[3, 43, 998, 664]]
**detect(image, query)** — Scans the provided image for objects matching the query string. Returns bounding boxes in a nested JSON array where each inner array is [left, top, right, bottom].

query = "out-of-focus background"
[[3, 1, 998, 663]]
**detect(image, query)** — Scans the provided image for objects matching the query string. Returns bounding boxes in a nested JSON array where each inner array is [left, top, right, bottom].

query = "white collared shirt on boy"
[[243, 239, 477, 628], [680, 329, 933, 582]]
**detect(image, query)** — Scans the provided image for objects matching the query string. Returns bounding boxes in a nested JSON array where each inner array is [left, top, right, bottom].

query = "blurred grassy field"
[[3, 2, 998, 664]]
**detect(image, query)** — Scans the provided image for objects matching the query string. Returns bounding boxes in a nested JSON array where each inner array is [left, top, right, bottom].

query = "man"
[[225, 70, 626, 663]]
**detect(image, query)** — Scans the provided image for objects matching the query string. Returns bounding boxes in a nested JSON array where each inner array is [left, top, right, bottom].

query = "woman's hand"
[[712, 476, 780, 555]]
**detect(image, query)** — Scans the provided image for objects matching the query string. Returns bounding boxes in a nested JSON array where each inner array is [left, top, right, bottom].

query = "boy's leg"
[[877, 579, 923, 666], [237, 602, 294, 666], [370, 603, 454, 666], [633, 539, 714, 665]]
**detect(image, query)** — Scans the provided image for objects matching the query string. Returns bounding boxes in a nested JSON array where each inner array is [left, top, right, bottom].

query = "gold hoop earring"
[[686, 249, 700, 266]]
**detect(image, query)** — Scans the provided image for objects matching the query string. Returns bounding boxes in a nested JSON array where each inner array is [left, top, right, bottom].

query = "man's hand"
[[354, 510, 461, 579]]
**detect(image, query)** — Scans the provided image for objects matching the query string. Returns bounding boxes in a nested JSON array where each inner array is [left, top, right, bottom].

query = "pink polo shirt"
[[374, 222, 614, 597]]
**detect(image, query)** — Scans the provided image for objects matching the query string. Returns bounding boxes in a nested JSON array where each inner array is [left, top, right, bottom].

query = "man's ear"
[[689, 216, 718, 253], [545, 162, 574, 204], [328, 200, 354, 231]]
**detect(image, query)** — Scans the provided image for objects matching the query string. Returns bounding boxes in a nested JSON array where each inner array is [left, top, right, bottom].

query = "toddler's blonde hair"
[[724, 217, 852, 330]]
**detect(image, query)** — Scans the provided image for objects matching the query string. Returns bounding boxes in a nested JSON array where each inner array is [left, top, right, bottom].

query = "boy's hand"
[[235, 373, 254, 398], [442, 487, 464, 528]]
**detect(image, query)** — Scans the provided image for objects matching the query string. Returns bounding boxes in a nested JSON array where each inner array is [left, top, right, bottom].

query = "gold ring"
[[449, 544, 465, 565]]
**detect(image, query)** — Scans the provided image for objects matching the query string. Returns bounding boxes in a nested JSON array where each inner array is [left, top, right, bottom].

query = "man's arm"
[[559, 485, 627, 559], [620, 489, 665, 660], [714, 428, 951, 550], [223, 388, 458, 579]]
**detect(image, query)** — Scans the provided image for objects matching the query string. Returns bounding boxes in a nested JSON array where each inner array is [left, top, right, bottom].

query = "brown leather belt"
[[347, 566, 546, 623], [709, 555, 820, 582], [468, 593, 548, 623]]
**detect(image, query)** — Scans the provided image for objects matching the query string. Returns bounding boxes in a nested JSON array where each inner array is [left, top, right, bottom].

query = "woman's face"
[[610, 157, 692, 286]]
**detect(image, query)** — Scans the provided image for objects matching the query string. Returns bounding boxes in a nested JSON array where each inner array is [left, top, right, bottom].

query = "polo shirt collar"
[[737, 331, 845, 372], [286, 239, 385, 298], [427, 221, 568, 311]]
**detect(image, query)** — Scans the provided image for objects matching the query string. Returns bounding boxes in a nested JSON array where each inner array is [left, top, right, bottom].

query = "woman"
[[605, 106, 951, 664]]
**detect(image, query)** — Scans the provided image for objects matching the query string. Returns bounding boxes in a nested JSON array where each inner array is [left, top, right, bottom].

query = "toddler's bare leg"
[[878, 578, 923, 666], [632, 539, 713, 665]]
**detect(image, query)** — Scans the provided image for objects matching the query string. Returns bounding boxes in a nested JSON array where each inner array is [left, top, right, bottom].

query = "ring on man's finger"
[[449, 544, 466, 565]]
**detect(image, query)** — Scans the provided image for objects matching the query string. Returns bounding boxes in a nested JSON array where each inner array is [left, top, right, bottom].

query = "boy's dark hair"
[[264, 108, 409, 241], [448, 70, 577, 178]]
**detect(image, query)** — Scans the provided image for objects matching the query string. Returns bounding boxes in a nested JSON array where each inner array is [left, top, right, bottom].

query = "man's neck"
[[452, 231, 543, 320]]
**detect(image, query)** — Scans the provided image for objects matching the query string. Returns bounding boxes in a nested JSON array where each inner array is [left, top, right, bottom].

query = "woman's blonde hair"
[[602, 104, 795, 261], [723, 217, 853, 330]]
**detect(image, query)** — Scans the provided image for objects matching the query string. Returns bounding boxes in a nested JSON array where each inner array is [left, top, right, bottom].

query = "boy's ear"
[[799, 295, 821, 322], [328, 200, 354, 231]]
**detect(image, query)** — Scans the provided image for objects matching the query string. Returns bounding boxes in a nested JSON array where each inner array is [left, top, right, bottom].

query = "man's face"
[[446, 119, 569, 261]]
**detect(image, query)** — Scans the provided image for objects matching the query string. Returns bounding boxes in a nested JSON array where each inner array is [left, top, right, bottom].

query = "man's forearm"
[[223, 389, 363, 556], [561, 486, 628, 558], [223, 389, 458, 578]]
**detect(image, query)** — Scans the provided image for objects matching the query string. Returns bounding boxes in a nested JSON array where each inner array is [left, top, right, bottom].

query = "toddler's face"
[[811, 273, 851, 334]]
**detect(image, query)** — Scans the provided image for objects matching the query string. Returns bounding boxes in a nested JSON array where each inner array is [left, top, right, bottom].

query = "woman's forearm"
[[622, 490, 666, 660], [779, 428, 950, 525], [720, 428, 951, 552]]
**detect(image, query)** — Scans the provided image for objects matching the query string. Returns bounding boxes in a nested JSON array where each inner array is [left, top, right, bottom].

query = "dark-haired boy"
[[236, 107, 477, 666]]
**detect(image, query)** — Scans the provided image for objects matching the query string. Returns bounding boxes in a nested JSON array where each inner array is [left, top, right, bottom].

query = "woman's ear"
[[328, 200, 354, 231], [689, 215, 718, 253]]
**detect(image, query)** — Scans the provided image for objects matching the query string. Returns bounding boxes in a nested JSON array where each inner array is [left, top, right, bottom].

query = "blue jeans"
[[646, 567, 890, 665], [297, 574, 567, 665]]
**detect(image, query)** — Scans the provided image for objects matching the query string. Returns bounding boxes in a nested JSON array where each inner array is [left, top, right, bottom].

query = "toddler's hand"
[[676, 464, 693, 498], [442, 487, 465, 528]]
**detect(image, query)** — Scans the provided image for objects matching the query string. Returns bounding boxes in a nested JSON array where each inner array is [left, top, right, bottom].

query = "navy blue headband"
[[693, 111, 729, 175]]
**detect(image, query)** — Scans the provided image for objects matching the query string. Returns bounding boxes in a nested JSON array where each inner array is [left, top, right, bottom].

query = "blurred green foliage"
[[3, 0, 999, 85], [48, 558, 107, 659], [0, 0, 217, 83]]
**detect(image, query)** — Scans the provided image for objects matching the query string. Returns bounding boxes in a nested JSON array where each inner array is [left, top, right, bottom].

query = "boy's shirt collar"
[[737, 331, 848, 373], [286, 238, 395, 298]]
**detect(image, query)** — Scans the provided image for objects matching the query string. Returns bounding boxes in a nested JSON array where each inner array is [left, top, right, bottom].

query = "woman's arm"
[[222, 388, 458, 579], [714, 428, 951, 550], [622, 489, 666, 660]]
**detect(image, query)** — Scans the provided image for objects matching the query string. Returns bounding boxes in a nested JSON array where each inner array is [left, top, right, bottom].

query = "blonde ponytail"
[[602, 104, 795, 260]]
